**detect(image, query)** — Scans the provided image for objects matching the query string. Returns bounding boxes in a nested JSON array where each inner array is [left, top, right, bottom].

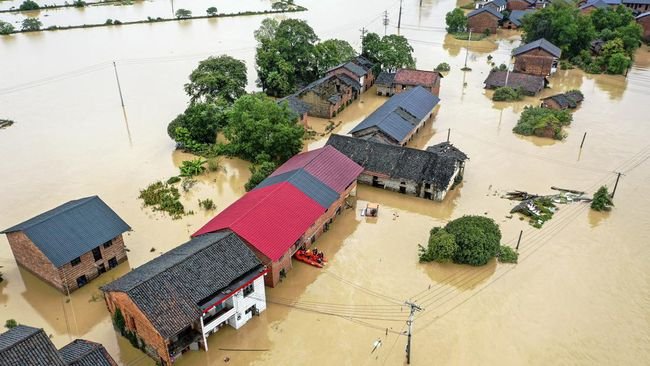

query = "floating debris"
[[0, 119, 15, 129], [504, 187, 591, 228]]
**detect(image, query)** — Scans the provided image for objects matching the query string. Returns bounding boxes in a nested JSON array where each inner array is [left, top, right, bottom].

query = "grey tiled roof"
[[353, 55, 375, 70], [376, 72, 396, 86], [491, 0, 508, 7], [102, 231, 263, 339], [508, 9, 536, 26], [512, 38, 562, 58], [326, 135, 461, 189], [426, 142, 469, 162], [278, 94, 310, 117], [255, 169, 339, 209], [337, 74, 362, 91], [467, 7, 504, 19], [350, 86, 440, 143], [484, 71, 547, 95], [59, 340, 117, 366], [0, 325, 66, 366], [1, 196, 130, 267]]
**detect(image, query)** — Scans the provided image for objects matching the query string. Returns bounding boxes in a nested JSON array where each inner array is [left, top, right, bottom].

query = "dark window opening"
[[108, 257, 118, 269], [92, 247, 102, 261], [243, 284, 254, 297], [103, 239, 113, 248], [98, 263, 106, 274], [310, 235, 316, 245], [424, 191, 433, 200], [425, 182, 431, 189], [70, 257, 81, 266], [399, 186, 406, 194], [76, 275, 88, 288]]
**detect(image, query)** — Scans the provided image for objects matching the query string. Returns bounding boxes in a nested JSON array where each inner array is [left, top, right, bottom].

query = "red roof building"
[[376, 68, 443, 97]]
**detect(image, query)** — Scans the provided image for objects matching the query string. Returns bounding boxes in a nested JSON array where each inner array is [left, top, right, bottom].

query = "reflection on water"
[[418, 258, 497, 291]]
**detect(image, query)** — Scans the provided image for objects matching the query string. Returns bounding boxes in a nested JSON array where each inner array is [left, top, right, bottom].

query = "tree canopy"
[[21, 18, 42, 31], [315, 39, 357, 74], [513, 106, 573, 140], [206, 6, 218, 16], [175, 9, 192, 19], [224, 93, 304, 164], [445, 8, 467, 33], [167, 101, 228, 145], [184, 55, 247, 104], [0, 21, 14, 35], [19, 0, 39, 11], [362, 32, 415, 72], [591, 186, 614, 211]]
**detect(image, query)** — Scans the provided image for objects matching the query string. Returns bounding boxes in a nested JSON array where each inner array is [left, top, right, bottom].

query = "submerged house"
[[541, 91, 584, 110], [193, 146, 363, 287], [0, 324, 117, 365], [326, 134, 468, 201], [277, 94, 311, 126], [1, 196, 130, 293], [503, 9, 536, 29], [102, 231, 267, 365], [484, 70, 548, 95], [512, 38, 562, 76], [350, 86, 440, 146], [375, 68, 443, 96], [467, 7, 504, 34], [506, 0, 537, 10], [326, 56, 376, 92], [295, 74, 359, 118]]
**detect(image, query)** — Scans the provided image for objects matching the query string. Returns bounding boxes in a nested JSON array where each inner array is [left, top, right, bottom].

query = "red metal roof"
[[394, 69, 441, 87], [270, 146, 363, 193], [192, 183, 324, 262]]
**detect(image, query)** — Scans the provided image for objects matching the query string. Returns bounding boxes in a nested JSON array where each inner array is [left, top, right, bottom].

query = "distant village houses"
[[476, 0, 508, 12], [466, 7, 504, 34], [512, 38, 562, 76], [326, 134, 468, 201], [578, 0, 650, 14], [350, 86, 440, 146], [0, 324, 118, 365], [484, 71, 548, 95], [1, 196, 130, 293], [507, 0, 537, 10], [102, 231, 268, 365], [375, 68, 442, 97], [193, 146, 363, 287]]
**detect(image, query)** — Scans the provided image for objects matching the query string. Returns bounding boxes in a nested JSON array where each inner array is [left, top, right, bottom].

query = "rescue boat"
[[294, 249, 327, 268]]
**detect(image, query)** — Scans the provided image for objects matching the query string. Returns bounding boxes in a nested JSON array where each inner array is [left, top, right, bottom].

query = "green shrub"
[[434, 62, 451, 72], [72, 0, 86, 7], [206, 6, 218, 16], [418, 228, 458, 263], [591, 186, 614, 211], [113, 308, 125, 333], [105, 19, 113, 25], [166, 176, 181, 185], [179, 158, 206, 177], [245, 160, 276, 191], [198, 198, 216, 210], [138, 181, 185, 219], [206, 157, 223, 172], [0, 21, 15, 35], [492, 86, 523, 101], [513, 106, 573, 140], [492, 63, 508, 72], [4, 319, 18, 329], [498, 245, 518, 263]]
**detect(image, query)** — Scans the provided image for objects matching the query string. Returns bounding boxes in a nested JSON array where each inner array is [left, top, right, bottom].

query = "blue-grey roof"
[[625, 0, 650, 4], [467, 7, 505, 19], [278, 94, 310, 116], [337, 73, 362, 91], [490, 0, 507, 7], [255, 169, 339, 209], [376, 71, 396, 86], [58, 340, 116, 366], [102, 231, 263, 339], [1, 196, 130, 267], [343, 62, 367, 77], [637, 11, 650, 18], [0, 325, 66, 366], [512, 38, 562, 58], [350, 86, 440, 144], [508, 9, 536, 26]]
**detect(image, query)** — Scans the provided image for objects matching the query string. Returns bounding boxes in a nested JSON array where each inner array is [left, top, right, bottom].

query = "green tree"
[[361, 33, 415, 71], [498, 245, 518, 263], [590, 6, 634, 34], [513, 106, 573, 139], [591, 186, 614, 211], [613, 22, 642, 54], [361, 32, 383, 64], [175, 8, 192, 19], [206, 6, 218, 16], [434, 62, 450, 72], [492, 86, 523, 101], [0, 21, 15, 35], [184, 55, 247, 104], [4, 319, 18, 329], [445, 216, 501, 266], [245, 160, 277, 191], [21, 17, 41, 31], [445, 8, 467, 33], [315, 39, 357, 74], [419, 228, 458, 263], [167, 101, 228, 144], [606, 52, 631, 74], [224, 93, 304, 163], [19, 0, 39, 11]]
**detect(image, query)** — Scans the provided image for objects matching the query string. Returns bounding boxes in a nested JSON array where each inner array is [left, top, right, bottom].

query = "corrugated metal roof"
[[269, 146, 363, 193], [1, 196, 131, 267], [0, 325, 67, 366], [350, 86, 440, 143], [512, 38, 562, 58], [59, 340, 117, 366], [192, 183, 325, 262], [255, 169, 339, 209]]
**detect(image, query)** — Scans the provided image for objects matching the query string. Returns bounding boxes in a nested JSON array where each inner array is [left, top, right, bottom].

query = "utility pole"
[[404, 301, 423, 364], [611, 172, 622, 198], [360, 27, 367, 53], [463, 30, 472, 70], [580, 132, 587, 149], [113, 61, 125, 107], [516, 230, 523, 251], [171, 0, 175, 17], [398, 0, 403, 30], [447, 128, 451, 142], [383, 10, 389, 36], [504, 58, 512, 86]]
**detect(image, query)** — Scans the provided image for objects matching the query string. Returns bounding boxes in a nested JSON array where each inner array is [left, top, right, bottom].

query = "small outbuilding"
[[1, 196, 130, 293], [326, 56, 376, 92], [541, 90, 584, 110], [484, 70, 548, 95], [375, 68, 442, 97], [512, 38, 561, 76], [277, 94, 311, 126], [467, 7, 504, 34], [476, 0, 508, 11]]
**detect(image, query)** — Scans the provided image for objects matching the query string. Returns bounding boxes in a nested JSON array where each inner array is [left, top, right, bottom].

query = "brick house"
[[0, 324, 118, 365], [193, 146, 363, 287], [467, 7, 504, 34], [512, 38, 561, 76], [579, 0, 612, 14], [507, 0, 536, 10], [326, 56, 376, 92], [295, 74, 359, 118], [326, 135, 468, 201], [541, 91, 584, 110], [277, 94, 311, 126], [1, 196, 130, 293], [484, 70, 548, 95], [102, 231, 267, 365], [350, 86, 440, 146], [503, 9, 536, 29], [375, 68, 443, 96], [637, 12, 650, 41]]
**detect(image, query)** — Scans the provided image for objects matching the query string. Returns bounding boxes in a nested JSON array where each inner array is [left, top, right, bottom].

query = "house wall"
[[104, 291, 171, 365], [299, 80, 354, 119], [638, 16, 650, 42], [502, 20, 520, 29], [541, 98, 562, 110], [376, 84, 393, 96], [507, 0, 532, 10], [468, 12, 500, 34], [392, 79, 441, 97], [5, 231, 64, 291], [327, 68, 363, 87], [58, 235, 128, 292], [624, 2, 650, 12], [300, 90, 334, 118], [227, 275, 267, 329], [514, 48, 556, 76]]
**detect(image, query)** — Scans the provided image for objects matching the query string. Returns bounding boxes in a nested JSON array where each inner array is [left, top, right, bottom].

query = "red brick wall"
[[638, 16, 650, 42], [507, 0, 531, 10], [104, 291, 171, 365], [468, 12, 499, 34], [5, 231, 63, 291], [514, 49, 555, 76]]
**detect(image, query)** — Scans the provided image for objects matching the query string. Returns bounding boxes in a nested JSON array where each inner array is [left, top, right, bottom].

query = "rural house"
[[375, 68, 443, 97], [541, 91, 584, 110], [484, 71, 548, 95], [623, 0, 650, 12], [512, 38, 561, 76], [503, 9, 536, 29], [507, 0, 536, 10], [277, 94, 311, 126], [0, 324, 118, 365], [579, 0, 615, 13], [637, 12, 650, 41], [467, 7, 504, 34], [102, 231, 267, 365], [326, 134, 468, 201], [193, 146, 363, 287], [476, 0, 508, 11], [350, 86, 440, 146], [326, 56, 376, 92], [295, 74, 358, 118], [1, 196, 130, 293]]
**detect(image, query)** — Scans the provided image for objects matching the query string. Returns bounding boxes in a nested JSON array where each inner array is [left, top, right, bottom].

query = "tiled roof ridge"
[[0, 325, 41, 353], [59, 339, 101, 363]]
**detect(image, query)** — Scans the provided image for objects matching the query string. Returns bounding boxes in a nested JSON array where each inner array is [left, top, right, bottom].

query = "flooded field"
[[1, 0, 650, 365]]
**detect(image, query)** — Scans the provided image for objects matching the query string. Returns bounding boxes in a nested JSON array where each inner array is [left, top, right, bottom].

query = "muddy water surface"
[[1, 0, 649, 364]]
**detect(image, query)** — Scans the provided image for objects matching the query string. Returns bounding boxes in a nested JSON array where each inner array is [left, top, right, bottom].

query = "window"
[[103, 240, 113, 249], [70, 257, 81, 266], [76, 275, 88, 288], [243, 283, 254, 297], [108, 257, 118, 269], [425, 183, 431, 190], [92, 247, 102, 261]]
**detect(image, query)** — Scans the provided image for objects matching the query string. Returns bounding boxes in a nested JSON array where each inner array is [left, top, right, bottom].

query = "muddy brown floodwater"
[[1, 0, 649, 365]]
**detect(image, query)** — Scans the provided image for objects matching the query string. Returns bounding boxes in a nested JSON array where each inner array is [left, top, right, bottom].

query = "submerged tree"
[[513, 106, 573, 140], [21, 17, 42, 31], [184, 55, 247, 104], [445, 8, 467, 33], [591, 186, 614, 211], [0, 21, 15, 35], [175, 8, 192, 19], [361, 32, 415, 72], [206, 6, 218, 16], [18, 0, 39, 11], [167, 100, 228, 145]]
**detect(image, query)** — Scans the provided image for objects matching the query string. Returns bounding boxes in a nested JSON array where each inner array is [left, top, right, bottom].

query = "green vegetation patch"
[[493, 86, 524, 102], [591, 186, 614, 212], [513, 106, 573, 140], [138, 181, 185, 219], [498, 245, 518, 263], [435, 62, 451, 72]]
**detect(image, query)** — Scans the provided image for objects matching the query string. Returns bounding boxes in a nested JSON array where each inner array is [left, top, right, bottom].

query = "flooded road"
[[1, 0, 650, 364]]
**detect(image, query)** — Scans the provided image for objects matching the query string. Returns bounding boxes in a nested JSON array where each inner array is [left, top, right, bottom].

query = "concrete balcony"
[[203, 307, 236, 333]]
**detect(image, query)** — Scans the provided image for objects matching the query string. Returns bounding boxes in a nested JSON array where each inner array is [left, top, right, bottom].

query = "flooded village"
[[1, 0, 650, 365]]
